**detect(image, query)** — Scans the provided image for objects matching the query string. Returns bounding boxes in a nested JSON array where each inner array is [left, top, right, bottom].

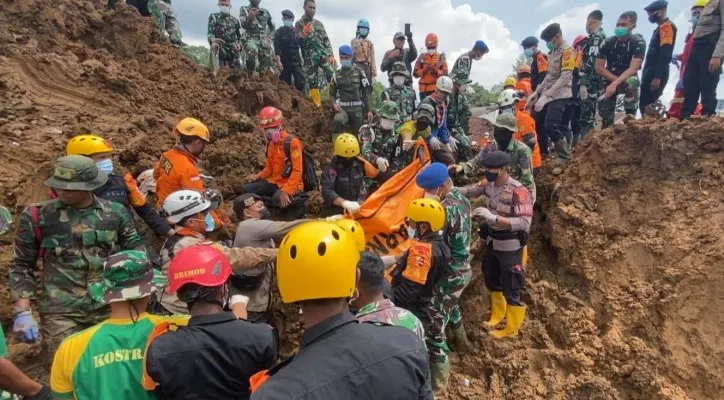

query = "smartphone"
[[404, 23, 411, 36]]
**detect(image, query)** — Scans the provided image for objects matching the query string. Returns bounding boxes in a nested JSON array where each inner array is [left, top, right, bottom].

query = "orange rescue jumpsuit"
[[259, 131, 304, 196], [514, 111, 542, 170]]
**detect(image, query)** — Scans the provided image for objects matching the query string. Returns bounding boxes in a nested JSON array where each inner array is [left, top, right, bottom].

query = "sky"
[[171, 0, 718, 106]]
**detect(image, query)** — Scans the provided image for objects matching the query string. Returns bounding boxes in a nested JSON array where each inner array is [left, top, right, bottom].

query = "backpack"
[[281, 134, 317, 192]]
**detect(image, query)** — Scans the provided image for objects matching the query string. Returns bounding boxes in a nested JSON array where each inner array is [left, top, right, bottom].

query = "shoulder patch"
[[561, 48, 575, 71], [659, 23, 674, 46], [402, 241, 433, 285], [512, 186, 533, 217], [160, 156, 172, 175]]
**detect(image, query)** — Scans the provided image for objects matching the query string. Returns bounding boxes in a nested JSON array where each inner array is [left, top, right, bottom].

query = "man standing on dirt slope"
[[158, 189, 278, 315], [382, 62, 417, 122], [208, 0, 243, 69], [9, 155, 145, 371], [381, 31, 418, 87], [447, 71, 473, 161], [360, 100, 405, 183], [640, 1, 678, 116], [521, 36, 549, 159], [275, 10, 305, 92], [331, 45, 372, 138], [148, 0, 183, 46], [415, 163, 472, 394], [471, 151, 532, 340], [595, 11, 646, 128], [414, 33, 449, 102], [578, 9, 606, 140], [451, 40, 489, 89], [295, 0, 335, 107], [240, 0, 275, 74], [50, 250, 188, 400], [248, 222, 432, 399]]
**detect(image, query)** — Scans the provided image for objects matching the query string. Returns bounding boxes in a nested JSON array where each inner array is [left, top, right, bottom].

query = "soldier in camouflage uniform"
[[9, 156, 145, 371], [295, 0, 335, 106], [360, 101, 404, 183], [208, 1, 243, 69], [239, 0, 275, 73], [450, 40, 489, 85], [448, 72, 473, 161], [148, 0, 183, 46], [331, 45, 371, 138], [579, 10, 606, 138], [382, 62, 417, 122], [415, 163, 472, 395]]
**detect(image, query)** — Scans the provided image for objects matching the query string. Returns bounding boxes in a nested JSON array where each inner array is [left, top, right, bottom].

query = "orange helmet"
[[167, 245, 232, 294], [517, 64, 531, 74], [258, 106, 284, 129], [425, 33, 438, 48], [572, 35, 586, 50], [175, 118, 210, 142]]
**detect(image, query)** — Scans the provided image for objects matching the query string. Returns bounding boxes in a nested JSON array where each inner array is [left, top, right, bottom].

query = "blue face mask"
[[524, 48, 534, 57], [690, 16, 699, 26], [283, 19, 293, 27], [484, 171, 499, 182], [341, 60, 353, 67], [406, 226, 416, 239], [358, 28, 369, 37], [96, 159, 113, 175], [204, 213, 215, 232]]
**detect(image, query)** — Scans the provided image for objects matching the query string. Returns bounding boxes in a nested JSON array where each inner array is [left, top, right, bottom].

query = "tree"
[[181, 45, 211, 68], [369, 81, 386, 110], [467, 83, 503, 107]]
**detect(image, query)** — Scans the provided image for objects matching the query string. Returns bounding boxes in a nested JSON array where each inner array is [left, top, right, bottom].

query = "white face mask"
[[393, 76, 406, 87], [427, 48, 436, 56], [219, 5, 231, 13], [424, 190, 440, 201], [380, 119, 396, 130]]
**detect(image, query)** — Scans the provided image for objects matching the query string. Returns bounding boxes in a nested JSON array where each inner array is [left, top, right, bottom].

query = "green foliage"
[[181, 45, 211, 68], [369, 81, 386, 110], [468, 83, 504, 107]]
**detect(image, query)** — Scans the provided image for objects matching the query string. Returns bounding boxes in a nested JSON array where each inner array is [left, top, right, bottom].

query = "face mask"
[[494, 129, 512, 149], [424, 189, 440, 201], [524, 48, 534, 57], [283, 19, 293, 27], [406, 226, 416, 239], [358, 28, 369, 37], [427, 48, 436, 55], [380, 118, 396, 130], [546, 41, 555, 51], [614, 27, 629, 38], [690, 16, 699, 26], [416, 120, 430, 131], [95, 159, 113, 175], [259, 207, 271, 220], [341, 60, 353, 67], [393, 76, 406, 87], [265, 127, 281, 143], [219, 5, 231, 14], [500, 107, 514, 116], [484, 170, 499, 182], [204, 212, 216, 232]]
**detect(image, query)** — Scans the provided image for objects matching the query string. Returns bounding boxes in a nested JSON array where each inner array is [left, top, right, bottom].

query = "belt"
[[339, 101, 363, 107]]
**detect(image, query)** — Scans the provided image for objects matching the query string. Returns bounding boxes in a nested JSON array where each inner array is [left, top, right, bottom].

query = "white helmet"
[[162, 190, 211, 224], [498, 88, 521, 107], [436, 76, 454, 94]]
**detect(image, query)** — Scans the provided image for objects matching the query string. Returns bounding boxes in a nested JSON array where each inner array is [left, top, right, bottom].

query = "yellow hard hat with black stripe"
[[66, 135, 113, 156], [405, 198, 446, 232]]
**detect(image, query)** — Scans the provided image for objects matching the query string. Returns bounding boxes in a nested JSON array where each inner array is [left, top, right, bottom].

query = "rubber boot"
[[490, 304, 527, 339], [430, 361, 450, 395], [522, 245, 529, 266], [482, 291, 506, 330], [450, 322, 471, 353], [554, 138, 569, 166], [309, 89, 321, 107]]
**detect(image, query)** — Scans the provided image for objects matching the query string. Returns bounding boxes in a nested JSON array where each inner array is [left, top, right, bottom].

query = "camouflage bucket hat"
[[493, 113, 518, 132], [0, 205, 12, 235], [378, 100, 400, 120], [390, 61, 410, 77], [44, 155, 108, 191], [416, 103, 436, 121], [89, 250, 164, 304]]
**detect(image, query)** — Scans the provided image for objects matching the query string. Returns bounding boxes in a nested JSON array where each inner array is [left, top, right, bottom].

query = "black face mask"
[[493, 128, 512, 150], [339, 157, 355, 167], [416, 120, 430, 131], [259, 208, 271, 220], [648, 14, 660, 23]]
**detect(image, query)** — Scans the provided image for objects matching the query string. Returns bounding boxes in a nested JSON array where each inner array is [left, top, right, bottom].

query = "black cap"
[[540, 23, 562, 41], [481, 151, 512, 168], [644, 0, 668, 12], [521, 36, 539, 48], [282, 9, 294, 18], [233, 193, 263, 218]]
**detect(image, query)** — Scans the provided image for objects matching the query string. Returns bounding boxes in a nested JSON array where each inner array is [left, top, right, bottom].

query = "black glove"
[[406, 31, 413, 40], [27, 385, 52, 400]]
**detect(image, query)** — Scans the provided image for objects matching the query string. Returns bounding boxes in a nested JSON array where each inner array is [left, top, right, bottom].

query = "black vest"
[[334, 158, 368, 202], [94, 174, 129, 208]]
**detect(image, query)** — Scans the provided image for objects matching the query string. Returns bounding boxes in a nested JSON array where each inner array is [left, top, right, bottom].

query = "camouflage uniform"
[[597, 34, 646, 128], [578, 27, 606, 135], [148, 0, 182, 45], [356, 299, 426, 343], [295, 16, 335, 90], [207, 11, 243, 68], [239, 5, 276, 72], [447, 91, 472, 160], [450, 52, 473, 84], [360, 101, 404, 181], [427, 187, 472, 365], [381, 62, 417, 122], [330, 64, 371, 136]]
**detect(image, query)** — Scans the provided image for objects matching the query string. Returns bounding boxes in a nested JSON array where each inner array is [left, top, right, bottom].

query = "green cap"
[[89, 250, 165, 304], [416, 103, 435, 120], [492, 113, 518, 132], [378, 100, 400, 120], [44, 155, 108, 191], [390, 61, 410, 77]]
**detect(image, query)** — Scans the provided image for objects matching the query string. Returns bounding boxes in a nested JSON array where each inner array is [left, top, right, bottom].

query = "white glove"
[[579, 85, 588, 100], [325, 214, 345, 222], [342, 201, 361, 214], [380, 255, 397, 267], [465, 86, 475, 95], [376, 157, 389, 172], [534, 95, 548, 112], [429, 136, 444, 150], [402, 139, 415, 151], [473, 207, 497, 223], [451, 164, 463, 174], [447, 136, 458, 152], [230, 294, 250, 307]]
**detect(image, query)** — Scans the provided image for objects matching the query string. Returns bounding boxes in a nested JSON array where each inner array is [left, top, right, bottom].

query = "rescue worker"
[[503, 76, 517, 90], [415, 163, 472, 393], [381, 61, 417, 122], [158, 189, 278, 315], [321, 134, 379, 216], [295, 0, 335, 106], [516, 64, 534, 111], [502, 90, 542, 174], [208, 0, 243, 70], [381, 31, 418, 85], [242, 107, 306, 212], [50, 251, 186, 400], [9, 155, 145, 370], [360, 100, 405, 182], [640, 1, 677, 115], [330, 44, 372, 137], [421, 76, 456, 165], [669, 0, 708, 119], [521, 36, 549, 157], [578, 9, 606, 138], [155, 117, 224, 228], [414, 33, 448, 101], [145, 245, 277, 399], [148, 0, 183, 46], [448, 72, 473, 161], [682, 0, 724, 119], [471, 151, 533, 339], [527, 23, 575, 165], [249, 222, 432, 398], [351, 18, 376, 96], [239, 0, 275, 73], [595, 11, 646, 127], [451, 40, 489, 85], [352, 251, 426, 342]]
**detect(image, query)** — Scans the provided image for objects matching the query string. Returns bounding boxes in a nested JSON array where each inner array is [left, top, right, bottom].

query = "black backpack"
[[281, 134, 317, 192]]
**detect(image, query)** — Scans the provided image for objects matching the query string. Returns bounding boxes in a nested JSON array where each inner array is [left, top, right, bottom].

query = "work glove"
[[325, 214, 345, 222], [376, 157, 389, 172], [13, 311, 39, 344], [26, 385, 51, 400], [472, 207, 497, 224], [449, 164, 464, 174], [402, 139, 415, 151], [447, 136, 459, 152], [406, 31, 413, 40], [579, 85, 588, 100], [428, 136, 444, 150], [342, 201, 361, 214], [230, 295, 250, 307]]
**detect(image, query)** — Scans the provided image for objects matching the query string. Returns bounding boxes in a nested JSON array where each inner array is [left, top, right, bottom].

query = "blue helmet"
[[339, 44, 354, 57], [357, 18, 370, 29]]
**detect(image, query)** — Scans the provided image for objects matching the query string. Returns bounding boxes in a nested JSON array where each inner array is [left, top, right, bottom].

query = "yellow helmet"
[[174, 118, 210, 142], [503, 76, 518, 88], [693, 0, 709, 8], [277, 221, 359, 303], [405, 198, 446, 232], [334, 133, 360, 158], [335, 218, 366, 251], [66, 135, 113, 156]]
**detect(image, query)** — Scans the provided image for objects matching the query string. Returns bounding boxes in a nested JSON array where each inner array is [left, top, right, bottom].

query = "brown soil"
[[1, 1, 723, 398]]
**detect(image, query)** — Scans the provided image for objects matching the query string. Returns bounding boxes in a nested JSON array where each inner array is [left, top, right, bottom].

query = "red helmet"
[[572, 35, 586, 50], [258, 106, 284, 129], [167, 245, 232, 294], [425, 33, 438, 48]]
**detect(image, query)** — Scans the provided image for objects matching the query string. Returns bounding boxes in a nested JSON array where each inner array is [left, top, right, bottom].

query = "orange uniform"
[[259, 131, 304, 196], [413, 53, 448, 94], [514, 111, 542, 169], [515, 78, 533, 111]]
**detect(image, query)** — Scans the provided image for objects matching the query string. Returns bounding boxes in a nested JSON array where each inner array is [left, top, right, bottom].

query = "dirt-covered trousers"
[[426, 266, 472, 364], [482, 243, 525, 306]]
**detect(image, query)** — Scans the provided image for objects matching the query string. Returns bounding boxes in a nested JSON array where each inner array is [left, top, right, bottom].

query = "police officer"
[[331, 44, 371, 137], [473, 151, 533, 339], [381, 61, 417, 122], [321, 134, 379, 216], [641, 0, 677, 115], [249, 222, 432, 398], [274, 10, 305, 91], [521, 36, 550, 157], [9, 155, 146, 370]]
